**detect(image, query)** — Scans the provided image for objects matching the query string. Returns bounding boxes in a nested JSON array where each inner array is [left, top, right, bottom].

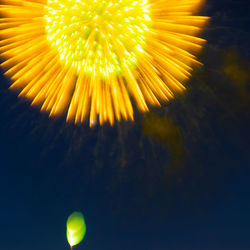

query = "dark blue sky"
[[1, 0, 250, 249]]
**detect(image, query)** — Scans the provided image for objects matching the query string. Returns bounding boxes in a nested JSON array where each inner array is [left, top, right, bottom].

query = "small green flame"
[[66, 212, 86, 247]]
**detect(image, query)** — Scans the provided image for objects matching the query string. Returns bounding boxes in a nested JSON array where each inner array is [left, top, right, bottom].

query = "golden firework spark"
[[0, 0, 209, 126]]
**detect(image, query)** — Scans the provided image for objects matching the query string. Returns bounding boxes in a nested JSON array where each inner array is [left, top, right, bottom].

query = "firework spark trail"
[[0, 0, 209, 126]]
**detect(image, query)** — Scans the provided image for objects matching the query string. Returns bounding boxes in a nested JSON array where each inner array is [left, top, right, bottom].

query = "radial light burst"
[[0, 0, 209, 126]]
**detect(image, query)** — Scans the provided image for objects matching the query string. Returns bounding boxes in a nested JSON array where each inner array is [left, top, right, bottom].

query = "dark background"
[[1, 0, 250, 249]]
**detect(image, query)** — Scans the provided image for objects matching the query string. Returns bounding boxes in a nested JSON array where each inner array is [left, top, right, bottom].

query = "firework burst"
[[0, 0, 209, 126]]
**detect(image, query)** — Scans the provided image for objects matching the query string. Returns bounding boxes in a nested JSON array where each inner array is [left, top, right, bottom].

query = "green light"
[[66, 212, 86, 247]]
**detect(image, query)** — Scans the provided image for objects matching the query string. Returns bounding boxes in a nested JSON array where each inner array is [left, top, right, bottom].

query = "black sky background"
[[1, 0, 250, 249]]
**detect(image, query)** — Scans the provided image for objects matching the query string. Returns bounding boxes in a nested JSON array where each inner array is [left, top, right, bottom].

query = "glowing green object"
[[66, 212, 86, 247]]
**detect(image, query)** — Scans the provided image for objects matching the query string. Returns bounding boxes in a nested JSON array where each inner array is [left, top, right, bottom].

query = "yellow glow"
[[0, 0, 209, 126], [44, 0, 151, 77]]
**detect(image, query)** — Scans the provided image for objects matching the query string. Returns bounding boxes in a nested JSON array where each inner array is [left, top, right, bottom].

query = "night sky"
[[1, 0, 250, 249]]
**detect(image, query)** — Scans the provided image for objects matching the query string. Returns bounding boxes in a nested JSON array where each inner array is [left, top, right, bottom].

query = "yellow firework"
[[0, 0, 209, 126]]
